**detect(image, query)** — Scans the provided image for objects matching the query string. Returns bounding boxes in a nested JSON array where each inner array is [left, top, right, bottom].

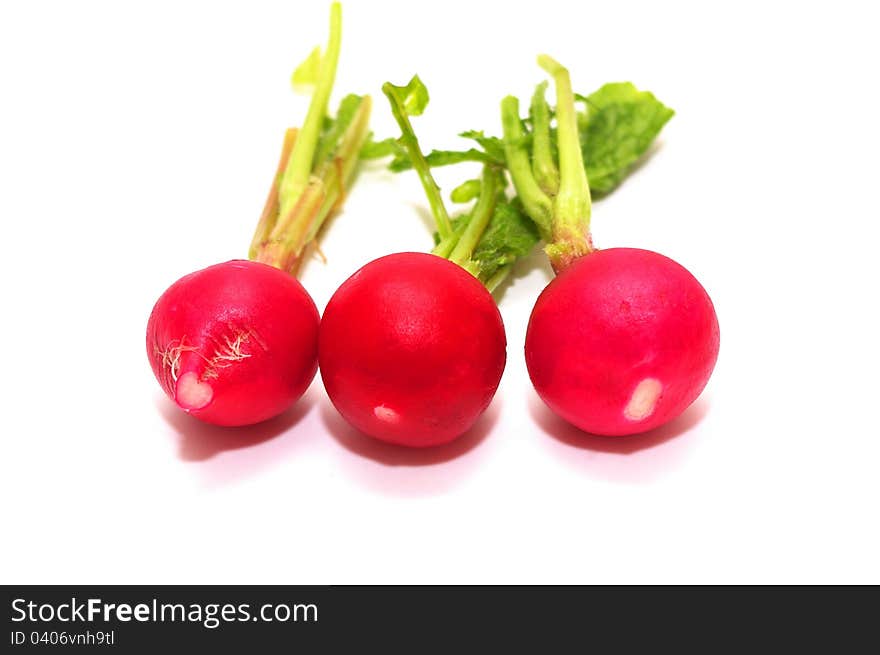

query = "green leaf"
[[385, 75, 430, 117], [367, 126, 506, 172], [470, 198, 540, 283], [579, 82, 674, 195], [291, 46, 323, 92], [388, 147, 497, 172], [382, 77, 454, 238], [359, 135, 402, 159], [459, 130, 507, 162]]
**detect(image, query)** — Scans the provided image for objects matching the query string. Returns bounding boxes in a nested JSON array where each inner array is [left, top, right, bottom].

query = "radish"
[[147, 260, 319, 427], [318, 78, 527, 447], [504, 56, 719, 436], [320, 252, 505, 447], [147, 3, 372, 426], [525, 248, 719, 435]]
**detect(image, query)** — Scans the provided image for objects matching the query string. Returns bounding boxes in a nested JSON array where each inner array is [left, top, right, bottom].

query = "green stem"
[[500, 95, 552, 241], [256, 183, 325, 274], [537, 54, 593, 272], [382, 82, 454, 240], [304, 95, 373, 243], [450, 178, 481, 203], [250, 127, 298, 260], [484, 264, 512, 293], [449, 166, 498, 266], [278, 2, 342, 218], [530, 81, 559, 195], [253, 96, 372, 274], [432, 230, 461, 259]]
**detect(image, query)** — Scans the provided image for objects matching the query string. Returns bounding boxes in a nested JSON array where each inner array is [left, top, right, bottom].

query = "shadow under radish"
[[320, 398, 500, 496], [156, 391, 315, 462], [491, 246, 554, 300], [529, 392, 710, 455], [321, 398, 499, 467]]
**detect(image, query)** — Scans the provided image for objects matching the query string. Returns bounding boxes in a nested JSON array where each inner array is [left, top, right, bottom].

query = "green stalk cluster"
[[383, 82, 514, 291], [250, 2, 372, 275], [503, 56, 593, 273], [367, 54, 674, 289]]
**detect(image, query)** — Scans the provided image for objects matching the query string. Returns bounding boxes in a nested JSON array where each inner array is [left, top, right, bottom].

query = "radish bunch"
[[361, 61, 717, 441], [147, 2, 719, 450]]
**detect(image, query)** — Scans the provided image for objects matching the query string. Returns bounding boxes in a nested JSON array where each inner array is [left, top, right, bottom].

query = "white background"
[[1, 0, 878, 584]]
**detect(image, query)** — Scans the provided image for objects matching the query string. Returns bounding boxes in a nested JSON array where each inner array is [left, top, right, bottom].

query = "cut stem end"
[[175, 372, 213, 411]]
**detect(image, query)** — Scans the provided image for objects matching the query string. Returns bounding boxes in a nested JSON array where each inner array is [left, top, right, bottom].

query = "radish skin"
[[147, 260, 319, 427], [525, 248, 719, 436], [319, 252, 506, 447]]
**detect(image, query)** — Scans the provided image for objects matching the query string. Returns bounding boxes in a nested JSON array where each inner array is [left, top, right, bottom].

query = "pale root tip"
[[624, 378, 663, 422], [175, 371, 214, 411], [373, 405, 400, 424]]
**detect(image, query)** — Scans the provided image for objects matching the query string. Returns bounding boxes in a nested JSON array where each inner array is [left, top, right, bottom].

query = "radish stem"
[[529, 81, 559, 196], [250, 128, 298, 260], [484, 264, 513, 293], [279, 2, 342, 215], [537, 54, 593, 272], [306, 95, 373, 241], [501, 96, 552, 240], [449, 166, 499, 267], [251, 3, 371, 275], [382, 82, 454, 240]]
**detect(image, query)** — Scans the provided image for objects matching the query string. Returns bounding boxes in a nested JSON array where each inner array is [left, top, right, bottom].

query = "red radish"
[[525, 248, 719, 435], [147, 3, 372, 427], [147, 260, 319, 427], [320, 253, 506, 447], [315, 80, 519, 448], [504, 55, 719, 436]]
